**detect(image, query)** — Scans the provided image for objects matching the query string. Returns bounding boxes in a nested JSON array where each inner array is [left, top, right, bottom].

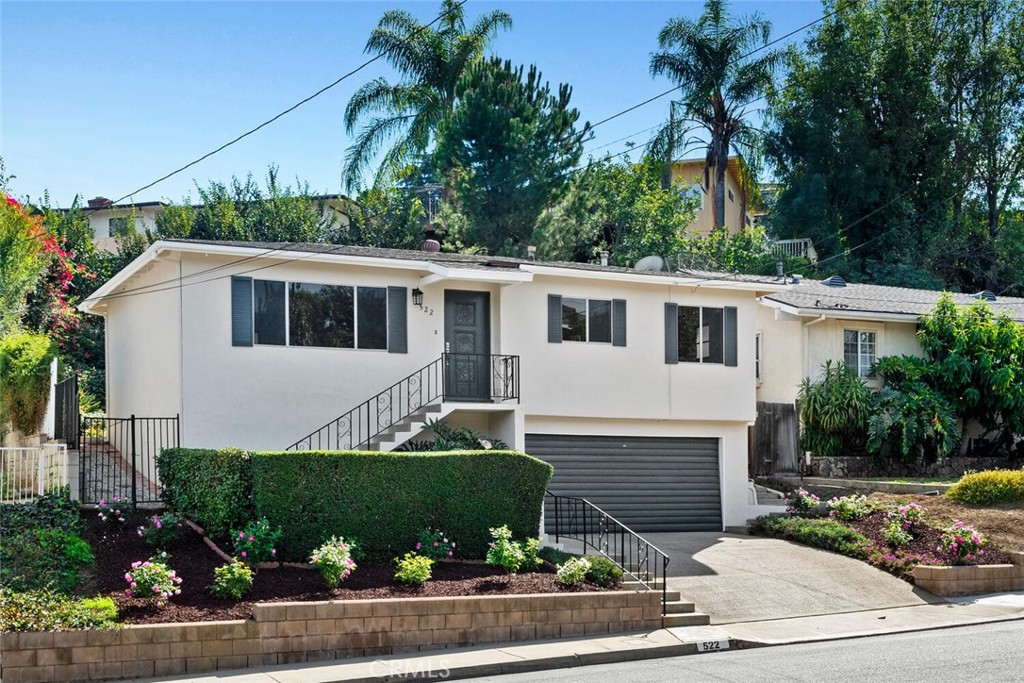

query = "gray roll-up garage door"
[[527, 434, 721, 532]]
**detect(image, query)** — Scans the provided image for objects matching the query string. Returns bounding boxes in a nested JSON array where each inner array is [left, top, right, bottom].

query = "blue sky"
[[2, 1, 822, 207]]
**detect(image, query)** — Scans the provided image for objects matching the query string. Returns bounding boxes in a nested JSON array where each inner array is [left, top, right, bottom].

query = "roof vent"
[[792, 274, 804, 284], [419, 226, 441, 252], [973, 290, 997, 302], [822, 275, 847, 288]]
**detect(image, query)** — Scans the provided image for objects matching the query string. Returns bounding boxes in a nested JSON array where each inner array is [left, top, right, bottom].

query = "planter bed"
[[846, 510, 1014, 567], [79, 511, 603, 626]]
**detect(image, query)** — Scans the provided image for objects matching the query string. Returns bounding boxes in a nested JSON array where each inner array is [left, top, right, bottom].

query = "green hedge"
[[251, 450, 552, 562], [753, 516, 870, 560], [947, 469, 1024, 506], [157, 447, 253, 537]]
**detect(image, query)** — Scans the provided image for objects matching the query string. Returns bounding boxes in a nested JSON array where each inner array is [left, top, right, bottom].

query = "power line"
[[107, 0, 469, 206]]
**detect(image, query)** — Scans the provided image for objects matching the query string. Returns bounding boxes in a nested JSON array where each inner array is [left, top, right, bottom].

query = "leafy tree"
[[766, 0, 1024, 291], [435, 58, 589, 255], [875, 295, 1024, 455], [155, 168, 340, 243], [0, 193, 49, 335], [866, 384, 959, 467], [649, 0, 782, 230], [342, 0, 512, 189]]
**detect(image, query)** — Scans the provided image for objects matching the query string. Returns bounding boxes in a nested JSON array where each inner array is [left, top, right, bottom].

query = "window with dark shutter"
[[612, 299, 626, 346], [548, 294, 563, 343], [387, 286, 407, 354], [231, 276, 253, 347], [665, 303, 678, 364]]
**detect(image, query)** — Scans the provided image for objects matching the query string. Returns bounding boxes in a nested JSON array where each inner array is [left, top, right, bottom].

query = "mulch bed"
[[847, 510, 1014, 566], [78, 511, 599, 625]]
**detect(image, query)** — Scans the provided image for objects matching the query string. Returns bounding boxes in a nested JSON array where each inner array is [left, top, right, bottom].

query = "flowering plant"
[[136, 512, 183, 548], [124, 552, 182, 607], [209, 560, 254, 600], [939, 520, 987, 565], [310, 536, 357, 587], [97, 496, 126, 525], [868, 548, 940, 579], [882, 518, 913, 547], [887, 503, 926, 532], [231, 518, 281, 565], [786, 488, 821, 515], [415, 528, 456, 561], [826, 494, 871, 521], [555, 557, 591, 586]]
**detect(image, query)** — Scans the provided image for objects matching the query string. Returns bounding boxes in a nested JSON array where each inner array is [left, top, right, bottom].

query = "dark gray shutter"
[[612, 299, 627, 347], [548, 294, 562, 343], [231, 276, 253, 347], [387, 286, 408, 354], [665, 302, 678, 364], [724, 306, 738, 367]]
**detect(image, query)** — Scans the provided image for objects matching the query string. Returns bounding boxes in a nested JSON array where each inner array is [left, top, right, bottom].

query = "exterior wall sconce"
[[412, 288, 424, 308]]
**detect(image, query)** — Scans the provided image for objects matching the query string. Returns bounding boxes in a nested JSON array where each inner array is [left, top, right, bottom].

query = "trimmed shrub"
[[538, 545, 578, 567], [394, 553, 433, 585], [946, 469, 1024, 506], [585, 555, 624, 588], [0, 590, 117, 632], [251, 450, 551, 561], [157, 447, 254, 537], [136, 512, 184, 548], [209, 561, 254, 600], [754, 516, 870, 559]]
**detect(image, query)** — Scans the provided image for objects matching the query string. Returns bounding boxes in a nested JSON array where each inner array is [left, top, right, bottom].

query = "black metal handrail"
[[546, 491, 670, 611], [286, 354, 519, 452]]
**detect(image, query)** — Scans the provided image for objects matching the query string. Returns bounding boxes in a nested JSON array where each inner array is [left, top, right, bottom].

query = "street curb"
[[721, 609, 1024, 651]]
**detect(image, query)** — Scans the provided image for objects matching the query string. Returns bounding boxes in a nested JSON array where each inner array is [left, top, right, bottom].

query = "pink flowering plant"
[[868, 548, 941, 580], [415, 527, 456, 561], [826, 494, 871, 522], [124, 551, 182, 607], [231, 518, 282, 565], [136, 512, 183, 548], [97, 496, 127, 525], [786, 488, 821, 515], [888, 503, 926, 532], [939, 520, 987, 565], [310, 536, 357, 588]]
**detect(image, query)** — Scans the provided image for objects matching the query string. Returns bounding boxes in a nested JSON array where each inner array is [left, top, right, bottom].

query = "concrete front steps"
[[624, 580, 711, 627], [365, 403, 452, 450]]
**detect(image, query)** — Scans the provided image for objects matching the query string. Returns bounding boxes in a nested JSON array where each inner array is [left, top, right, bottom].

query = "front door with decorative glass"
[[443, 290, 491, 401]]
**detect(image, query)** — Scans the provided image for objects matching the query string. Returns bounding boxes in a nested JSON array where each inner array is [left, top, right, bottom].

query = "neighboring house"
[[752, 276, 1024, 472], [80, 239, 788, 532], [670, 155, 754, 235]]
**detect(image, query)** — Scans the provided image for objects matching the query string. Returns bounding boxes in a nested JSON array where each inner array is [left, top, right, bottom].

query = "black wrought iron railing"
[[286, 354, 519, 452], [546, 492, 670, 610]]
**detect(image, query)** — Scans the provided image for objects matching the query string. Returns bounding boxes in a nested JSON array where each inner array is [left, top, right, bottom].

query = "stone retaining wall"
[[811, 455, 1009, 480], [0, 591, 660, 683], [913, 553, 1024, 597]]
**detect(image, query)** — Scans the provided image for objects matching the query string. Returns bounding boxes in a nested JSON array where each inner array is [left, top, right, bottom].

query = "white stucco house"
[[756, 276, 1024, 407], [80, 239, 789, 532]]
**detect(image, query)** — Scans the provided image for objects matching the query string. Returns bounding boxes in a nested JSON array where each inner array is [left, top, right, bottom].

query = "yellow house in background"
[[670, 155, 755, 235]]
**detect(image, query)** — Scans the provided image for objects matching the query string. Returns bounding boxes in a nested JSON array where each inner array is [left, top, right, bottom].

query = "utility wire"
[[107, 0, 469, 206]]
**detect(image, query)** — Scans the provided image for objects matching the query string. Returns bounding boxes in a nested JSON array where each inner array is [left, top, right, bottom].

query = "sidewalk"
[[139, 593, 1024, 683]]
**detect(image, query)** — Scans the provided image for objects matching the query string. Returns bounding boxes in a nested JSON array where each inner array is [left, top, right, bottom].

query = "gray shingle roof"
[[162, 239, 784, 285], [766, 278, 1024, 321]]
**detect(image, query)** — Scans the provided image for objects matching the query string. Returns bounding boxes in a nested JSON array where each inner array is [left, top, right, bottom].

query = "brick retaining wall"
[[912, 552, 1024, 597], [0, 591, 661, 683]]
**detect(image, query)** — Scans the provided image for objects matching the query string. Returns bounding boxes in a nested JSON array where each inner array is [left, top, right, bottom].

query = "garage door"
[[527, 434, 721, 532]]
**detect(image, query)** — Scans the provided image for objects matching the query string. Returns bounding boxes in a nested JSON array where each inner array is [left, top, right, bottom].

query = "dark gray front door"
[[444, 290, 491, 400]]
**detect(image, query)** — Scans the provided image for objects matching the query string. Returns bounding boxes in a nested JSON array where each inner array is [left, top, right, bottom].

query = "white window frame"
[[755, 330, 763, 385], [843, 328, 877, 379], [679, 305, 725, 364]]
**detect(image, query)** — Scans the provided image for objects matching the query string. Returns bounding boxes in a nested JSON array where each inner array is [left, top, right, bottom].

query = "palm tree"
[[649, 0, 781, 230], [342, 0, 512, 190]]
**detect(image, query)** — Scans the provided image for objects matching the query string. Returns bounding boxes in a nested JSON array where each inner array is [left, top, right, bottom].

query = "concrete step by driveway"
[[664, 599, 696, 614], [663, 611, 712, 627]]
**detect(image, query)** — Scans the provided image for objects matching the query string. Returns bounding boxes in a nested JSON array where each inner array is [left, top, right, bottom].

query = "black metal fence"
[[547, 492, 670, 611], [54, 376, 79, 449], [79, 415, 179, 506]]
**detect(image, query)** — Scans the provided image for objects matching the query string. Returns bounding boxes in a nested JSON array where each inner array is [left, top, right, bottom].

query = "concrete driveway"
[[646, 532, 943, 624]]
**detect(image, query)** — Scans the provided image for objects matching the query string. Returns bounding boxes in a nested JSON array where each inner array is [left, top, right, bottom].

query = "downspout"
[[802, 315, 827, 381]]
